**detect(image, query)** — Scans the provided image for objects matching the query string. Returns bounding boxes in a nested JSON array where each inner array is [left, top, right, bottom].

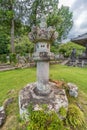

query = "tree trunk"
[[11, 18, 15, 53]]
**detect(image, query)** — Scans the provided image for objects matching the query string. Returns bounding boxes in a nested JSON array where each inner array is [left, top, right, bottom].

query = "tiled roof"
[[71, 33, 87, 47]]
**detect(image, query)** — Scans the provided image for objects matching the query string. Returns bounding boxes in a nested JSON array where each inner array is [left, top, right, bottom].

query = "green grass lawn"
[[50, 65, 87, 93], [0, 67, 36, 105], [0, 64, 87, 130]]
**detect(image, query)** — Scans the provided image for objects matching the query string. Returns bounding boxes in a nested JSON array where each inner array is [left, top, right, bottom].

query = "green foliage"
[[27, 109, 64, 130], [47, 11, 62, 27], [0, 54, 7, 63], [27, 104, 85, 130], [66, 104, 85, 129], [15, 35, 34, 55], [10, 53, 17, 63], [50, 44, 59, 54], [0, 0, 73, 54], [0, 28, 10, 54], [0, 0, 28, 53], [58, 42, 85, 57], [58, 6, 73, 40], [47, 6, 73, 40], [29, 0, 59, 26], [59, 107, 67, 117], [0, 0, 23, 28]]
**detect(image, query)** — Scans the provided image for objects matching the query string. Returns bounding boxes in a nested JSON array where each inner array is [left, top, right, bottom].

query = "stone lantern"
[[19, 14, 68, 119], [29, 14, 58, 94]]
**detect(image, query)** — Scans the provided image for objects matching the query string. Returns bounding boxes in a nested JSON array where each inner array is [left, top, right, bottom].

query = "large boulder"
[[19, 82, 68, 120]]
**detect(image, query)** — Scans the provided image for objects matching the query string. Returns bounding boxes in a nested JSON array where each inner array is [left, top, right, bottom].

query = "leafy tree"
[[0, 0, 15, 53], [58, 6, 73, 40], [0, 0, 73, 54], [47, 5, 73, 41], [0, 26, 10, 54], [28, 0, 59, 26], [0, 0, 25, 53]]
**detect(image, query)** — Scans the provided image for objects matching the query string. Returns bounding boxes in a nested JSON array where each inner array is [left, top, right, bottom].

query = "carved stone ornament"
[[29, 15, 58, 43]]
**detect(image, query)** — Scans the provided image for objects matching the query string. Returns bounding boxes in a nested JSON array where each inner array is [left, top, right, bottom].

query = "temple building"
[[71, 33, 87, 67], [71, 33, 87, 47]]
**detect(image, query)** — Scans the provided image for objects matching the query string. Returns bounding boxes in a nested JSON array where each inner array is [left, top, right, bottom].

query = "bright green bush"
[[59, 107, 67, 117], [27, 109, 64, 130], [66, 104, 85, 129], [50, 44, 59, 54], [15, 35, 34, 55], [58, 42, 85, 57], [0, 54, 7, 63], [26, 103, 86, 130]]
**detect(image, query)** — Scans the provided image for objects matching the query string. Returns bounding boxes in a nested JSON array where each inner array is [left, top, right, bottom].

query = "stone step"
[[61, 59, 69, 65], [0, 67, 16, 72], [0, 64, 16, 71], [0, 63, 11, 66], [0, 65, 13, 69]]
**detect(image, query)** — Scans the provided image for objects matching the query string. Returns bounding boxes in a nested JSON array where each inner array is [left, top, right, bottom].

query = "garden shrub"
[[59, 107, 67, 118], [27, 110, 64, 130], [20, 103, 86, 130], [10, 53, 17, 64], [0, 32, 10, 55], [58, 42, 85, 57], [0, 54, 7, 63], [66, 104, 85, 129], [27, 105, 64, 130], [15, 35, 34, 55]]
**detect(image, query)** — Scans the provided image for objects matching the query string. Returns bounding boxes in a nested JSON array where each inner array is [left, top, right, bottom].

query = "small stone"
[[67, 83, 78, 97], [0, 106, 6, 126], [34, 104, 42, 111], [48, 104, 53, 110]]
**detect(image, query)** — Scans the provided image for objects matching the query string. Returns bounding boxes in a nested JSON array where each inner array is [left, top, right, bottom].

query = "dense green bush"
[[58, 42, 85, 57], [66, 104, 85, 129], [15, 35, 34, 55], [59, 107, 67, 118], [0, 32, 10, 54], [25, 103, 86, 130], [50, 44, 59, 54], [0, 54, 7, 63], [27, 110, 64, 130], [26, 104, 65, 130], [10, 53, 17, 63]]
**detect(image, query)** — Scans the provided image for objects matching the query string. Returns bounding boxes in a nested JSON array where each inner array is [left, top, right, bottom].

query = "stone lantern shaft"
[[37, 61, 49, 92], [29, 14, 58, 94]]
